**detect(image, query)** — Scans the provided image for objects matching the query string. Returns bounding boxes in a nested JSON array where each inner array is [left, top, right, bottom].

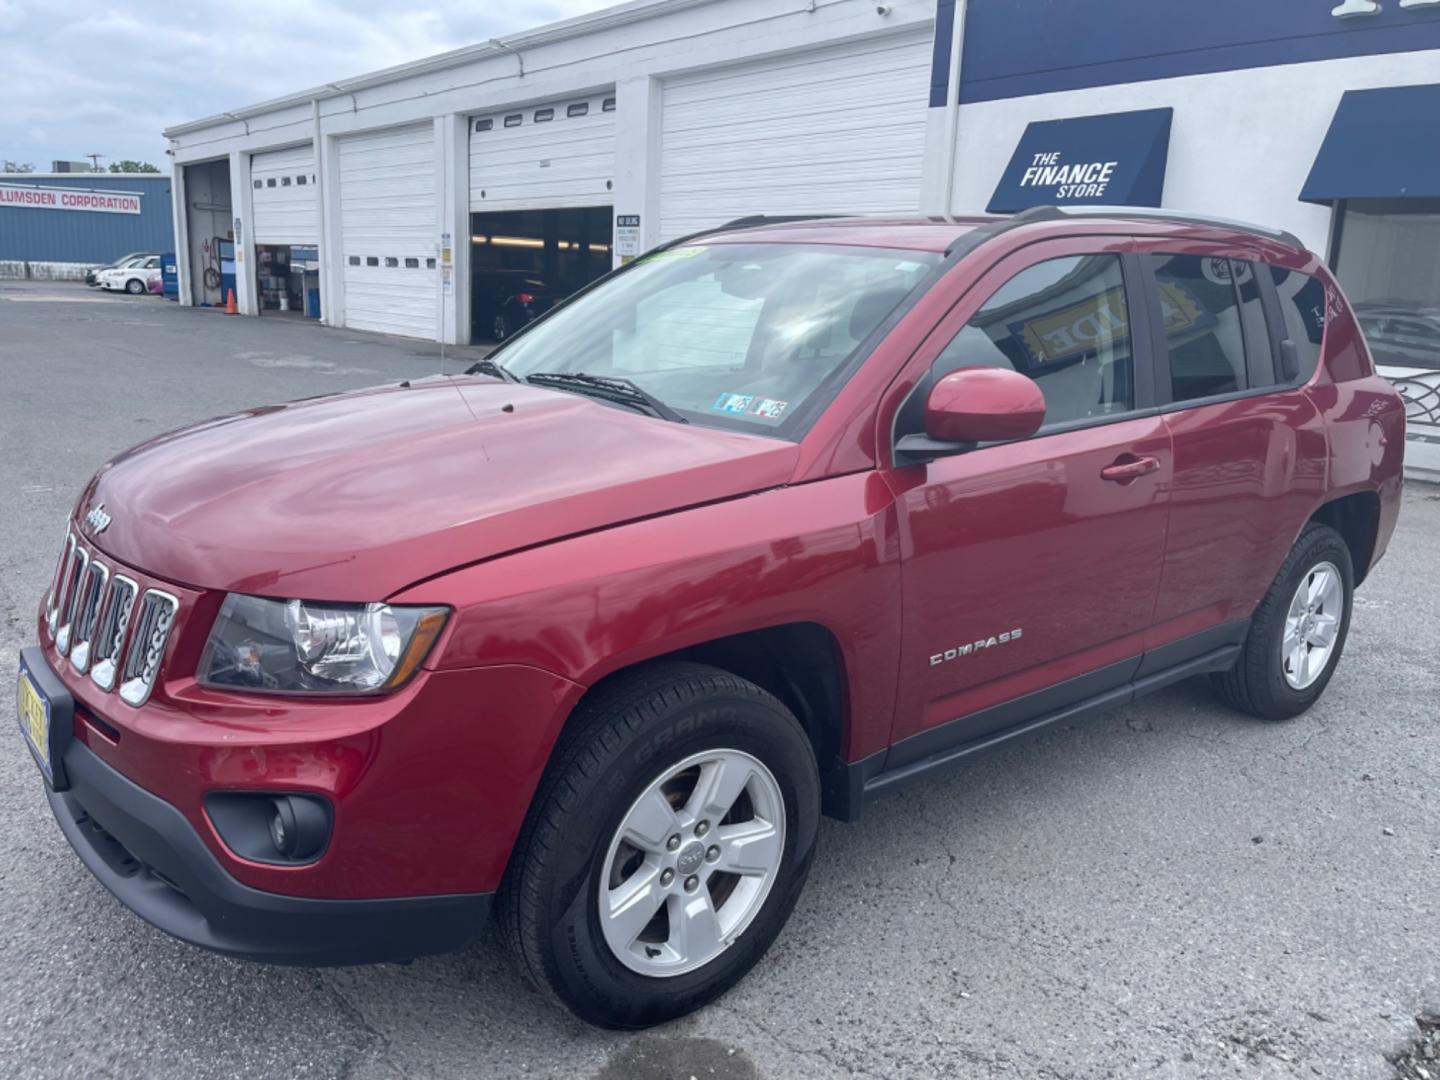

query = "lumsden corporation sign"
[[0, 183, 142, 215]]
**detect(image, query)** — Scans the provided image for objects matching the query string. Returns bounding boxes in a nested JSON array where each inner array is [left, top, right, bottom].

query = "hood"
[[80, 376, 798, 600]]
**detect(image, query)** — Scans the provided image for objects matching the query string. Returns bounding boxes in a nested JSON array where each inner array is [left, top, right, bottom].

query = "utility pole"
[[85, 152, 104, 172]]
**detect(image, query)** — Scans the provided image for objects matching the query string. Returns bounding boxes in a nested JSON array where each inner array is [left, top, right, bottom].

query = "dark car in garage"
[[472, 270, 558, 341]]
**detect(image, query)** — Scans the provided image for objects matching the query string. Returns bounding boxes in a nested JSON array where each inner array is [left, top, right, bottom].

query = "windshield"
[[494, 242, 939, 437]]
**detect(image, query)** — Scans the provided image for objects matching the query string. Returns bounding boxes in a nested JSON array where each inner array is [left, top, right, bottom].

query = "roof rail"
[[1008, 205, 1305, 250], [717, 213, 854, 231]]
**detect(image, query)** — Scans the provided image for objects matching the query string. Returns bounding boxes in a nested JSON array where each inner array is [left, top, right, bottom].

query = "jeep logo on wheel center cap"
[[676, 842, 705, 875]]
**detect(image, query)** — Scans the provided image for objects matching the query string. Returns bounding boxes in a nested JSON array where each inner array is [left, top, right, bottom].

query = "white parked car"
[[95, 255, 161, 295]]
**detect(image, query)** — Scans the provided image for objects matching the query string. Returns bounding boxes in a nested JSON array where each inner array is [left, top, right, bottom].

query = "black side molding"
[[821, 621, 1249, 822]]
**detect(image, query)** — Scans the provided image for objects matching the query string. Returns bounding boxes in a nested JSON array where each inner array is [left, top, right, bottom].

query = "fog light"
[[206, 791, 332, 865], [267, 795, 328, 860], [269, 802, 292, 854]]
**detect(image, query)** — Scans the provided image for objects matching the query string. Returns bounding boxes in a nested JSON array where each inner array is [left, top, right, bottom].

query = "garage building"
[[163, 0, 1440, 481], [163, 0, 937, 341]]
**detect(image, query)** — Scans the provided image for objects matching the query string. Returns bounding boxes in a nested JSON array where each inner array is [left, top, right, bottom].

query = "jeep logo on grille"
[[84, 503, 111, 535]]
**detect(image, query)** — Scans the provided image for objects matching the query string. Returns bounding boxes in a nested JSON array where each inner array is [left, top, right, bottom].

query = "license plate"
[[17, 664, 53, 782]]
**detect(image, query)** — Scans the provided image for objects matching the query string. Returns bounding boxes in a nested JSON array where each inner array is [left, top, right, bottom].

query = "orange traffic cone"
[[223, 288, 238, 315]]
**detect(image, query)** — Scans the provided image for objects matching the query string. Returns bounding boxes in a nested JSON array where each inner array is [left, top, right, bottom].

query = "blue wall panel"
[[0, 175, 174, 263], [932, 0, 1440, 106]]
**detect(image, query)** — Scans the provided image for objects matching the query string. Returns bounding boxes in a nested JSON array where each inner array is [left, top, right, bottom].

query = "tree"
[[108, 161, 160, 173], [2, 160, 36, 173]]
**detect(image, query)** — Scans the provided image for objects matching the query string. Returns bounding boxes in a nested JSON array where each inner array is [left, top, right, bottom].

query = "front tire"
[[124, 278, 144, 295], [499, 662, 820, 1028], [1214, 522, 1354, 720]]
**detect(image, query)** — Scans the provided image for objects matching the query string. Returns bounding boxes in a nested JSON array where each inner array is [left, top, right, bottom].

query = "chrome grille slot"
[[55, 543, 91, 655], [119, 590, 179, 707], [91, 575, 138, 692], [44, 532, 75, 637], [68, 560, 110, 674]]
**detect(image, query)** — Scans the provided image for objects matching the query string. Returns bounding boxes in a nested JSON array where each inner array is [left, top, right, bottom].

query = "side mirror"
[[895, 367, 1045, 465]]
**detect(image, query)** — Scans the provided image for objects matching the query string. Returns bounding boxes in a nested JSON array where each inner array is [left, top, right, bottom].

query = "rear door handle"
[[1100, 455, 1160, 483]]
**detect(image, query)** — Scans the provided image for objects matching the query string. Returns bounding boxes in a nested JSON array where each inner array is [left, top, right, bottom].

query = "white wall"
[[0, 261, 90, 281], [926, 48, 1440, 254]]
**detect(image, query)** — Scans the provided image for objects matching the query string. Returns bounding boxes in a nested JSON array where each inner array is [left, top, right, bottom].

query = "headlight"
[[198, 595, 448, 694]]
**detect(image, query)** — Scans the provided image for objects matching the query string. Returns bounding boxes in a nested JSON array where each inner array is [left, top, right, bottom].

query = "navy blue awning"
[[987, 108, 1172, 214], [1301, 84, 1440, 204]]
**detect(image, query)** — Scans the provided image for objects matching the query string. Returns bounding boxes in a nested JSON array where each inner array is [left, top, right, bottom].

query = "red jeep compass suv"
[[18, 208, 1403, 1027]]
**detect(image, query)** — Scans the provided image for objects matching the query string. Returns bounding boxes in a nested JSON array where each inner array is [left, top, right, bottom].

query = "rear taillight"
[[514, 292, 535, 304]]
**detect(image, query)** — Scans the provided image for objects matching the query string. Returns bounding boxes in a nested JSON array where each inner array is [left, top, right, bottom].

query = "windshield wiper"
[[525, 372, 688, 424], [465, 356, 522, 383]]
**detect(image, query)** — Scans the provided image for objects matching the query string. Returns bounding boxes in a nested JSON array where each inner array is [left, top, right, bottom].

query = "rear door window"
[[1231, 260, 1277, 386], [1148, 254, 1250, 402]]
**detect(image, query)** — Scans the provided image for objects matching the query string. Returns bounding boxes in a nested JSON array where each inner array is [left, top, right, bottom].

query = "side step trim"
[[818, 629, 1246, 823], [866, 645, 1239, 804]]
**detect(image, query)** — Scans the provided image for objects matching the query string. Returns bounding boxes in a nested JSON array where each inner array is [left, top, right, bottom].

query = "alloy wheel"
[[1282, 560, 1344, 690], [598, 748, 785, 978]]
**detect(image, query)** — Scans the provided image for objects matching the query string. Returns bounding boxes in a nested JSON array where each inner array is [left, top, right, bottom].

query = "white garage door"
[[338, 123, 437, 338], [251, 144, 318, 245], [659, 30, 932, 240], [469, 93, 616, 212]]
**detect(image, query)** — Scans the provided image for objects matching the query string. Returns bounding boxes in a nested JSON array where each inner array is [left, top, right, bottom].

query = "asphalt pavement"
[[1, 280, 1437, 1079]]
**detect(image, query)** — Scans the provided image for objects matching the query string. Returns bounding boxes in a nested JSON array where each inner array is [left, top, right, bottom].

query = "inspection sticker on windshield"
[[749, 398, 788, 420], [713, 393, 754, 414]]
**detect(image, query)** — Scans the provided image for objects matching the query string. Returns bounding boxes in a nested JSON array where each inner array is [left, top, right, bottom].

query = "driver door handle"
[[1100, 455, 1160, 483]]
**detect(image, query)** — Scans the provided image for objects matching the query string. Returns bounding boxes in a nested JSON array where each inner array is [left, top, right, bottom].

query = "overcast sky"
[[0, 0, 619, 173]]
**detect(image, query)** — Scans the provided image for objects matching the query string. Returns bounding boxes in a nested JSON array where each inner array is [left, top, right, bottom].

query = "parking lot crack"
[[315, 973, 398, 1080]]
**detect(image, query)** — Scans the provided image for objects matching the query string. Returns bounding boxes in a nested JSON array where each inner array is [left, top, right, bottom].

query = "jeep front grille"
[[44, 532, 75, 638], [119, 590, 179, 707], [42, 530, 180, 708], [90, 576, 138, 692], [54, 543, 90, 655], [67, 560, 110, 674]]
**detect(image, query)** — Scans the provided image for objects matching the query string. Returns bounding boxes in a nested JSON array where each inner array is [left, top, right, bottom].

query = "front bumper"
[[49, 736, 491, 965], [27, 537, 586, 960]]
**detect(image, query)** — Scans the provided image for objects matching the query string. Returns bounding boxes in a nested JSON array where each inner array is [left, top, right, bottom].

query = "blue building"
[[0, 173, 174, 279]]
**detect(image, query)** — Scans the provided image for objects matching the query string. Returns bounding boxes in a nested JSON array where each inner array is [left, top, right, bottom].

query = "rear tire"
[[499, 661, 820, 1028], [1213, 522, 1354, 720]]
